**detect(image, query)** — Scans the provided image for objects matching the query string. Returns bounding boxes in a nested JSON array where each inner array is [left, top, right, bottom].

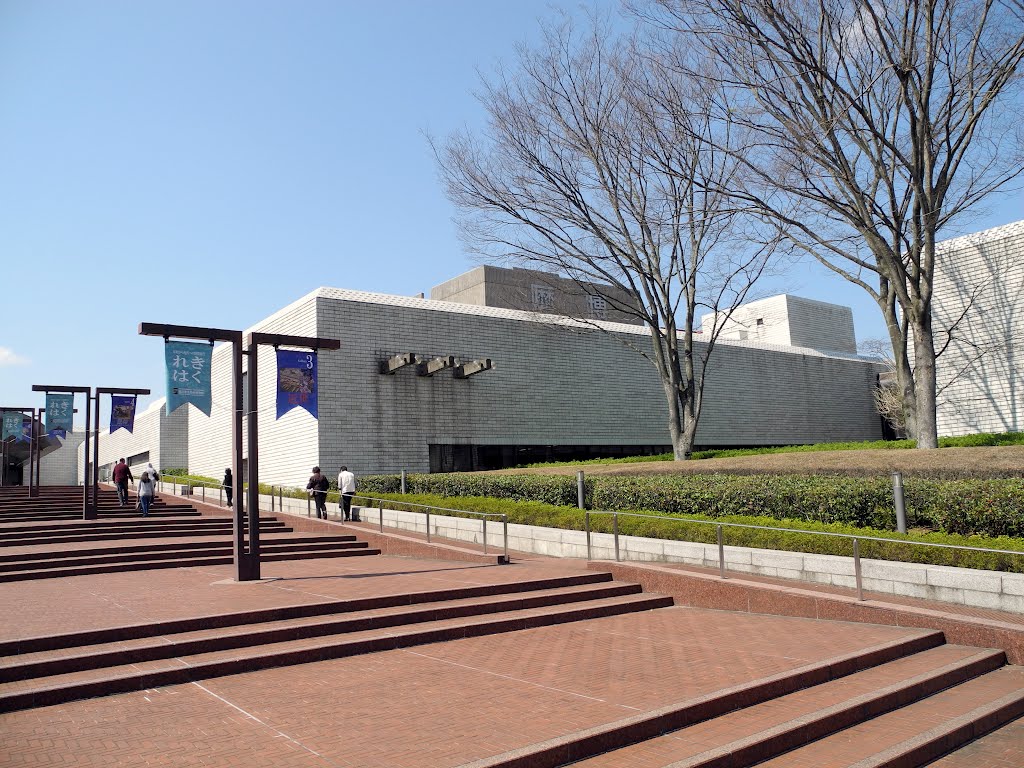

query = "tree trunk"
[[662, 379, 692, 460], [911, 320, 940, 449]]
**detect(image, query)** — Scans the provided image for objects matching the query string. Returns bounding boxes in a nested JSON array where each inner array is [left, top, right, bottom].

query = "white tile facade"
[[178, 287, 883, 484], [76, 399, 189, 478], [931, 220, 1024, 436]]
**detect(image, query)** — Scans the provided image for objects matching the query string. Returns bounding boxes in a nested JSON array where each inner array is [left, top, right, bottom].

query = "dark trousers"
[[341, 493, 356, 520], [225, 487, 233, 507], [116, 480, 129, 506], [314, 493, 327, 519]]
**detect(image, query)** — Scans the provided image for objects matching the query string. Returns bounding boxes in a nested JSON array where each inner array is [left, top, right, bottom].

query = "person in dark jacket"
[[306, 466, 329, 519], [112, 458, 134, 507]]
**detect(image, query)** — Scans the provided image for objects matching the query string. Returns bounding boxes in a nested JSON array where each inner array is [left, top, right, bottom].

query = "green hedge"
[[364, 491, 1024, 573], [522, 431, 1024, 468], [357, 473, 1024, 540]]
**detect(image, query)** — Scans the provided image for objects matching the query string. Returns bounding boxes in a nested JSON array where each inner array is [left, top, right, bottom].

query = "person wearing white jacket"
[[337, 466, 357, 522]]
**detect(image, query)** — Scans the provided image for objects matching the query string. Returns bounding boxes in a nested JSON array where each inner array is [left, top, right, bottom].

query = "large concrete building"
[[930, 220, 1024, 436], [72, 266, 887, 485], [187, 286, 882, 482], [29, 223, 1024, 489]]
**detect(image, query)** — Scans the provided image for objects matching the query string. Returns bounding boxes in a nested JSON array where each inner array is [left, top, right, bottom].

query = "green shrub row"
[[521, 431, 1024, 468], [362, 491, 1024, 573], [356, 473, 1024, 540]]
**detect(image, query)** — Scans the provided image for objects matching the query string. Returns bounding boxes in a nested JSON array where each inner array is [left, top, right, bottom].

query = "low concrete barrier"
[[358, 505, 1024, 615]]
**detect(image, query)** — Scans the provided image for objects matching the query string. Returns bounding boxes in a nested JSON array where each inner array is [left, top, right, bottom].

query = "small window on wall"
[[127, 451, 149, 467], [531, 285, 555, 310], [588, 294, 608, 319], [756, 318, 764, 326]]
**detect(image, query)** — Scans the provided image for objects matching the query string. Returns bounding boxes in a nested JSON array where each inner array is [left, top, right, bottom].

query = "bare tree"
[[640, 0, 1024, 448], [433, 20, 776, 459]]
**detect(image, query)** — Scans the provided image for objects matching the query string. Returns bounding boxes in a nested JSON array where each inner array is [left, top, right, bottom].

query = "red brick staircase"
[[0, 571, 669, 713], [0, 486, 380, 581]]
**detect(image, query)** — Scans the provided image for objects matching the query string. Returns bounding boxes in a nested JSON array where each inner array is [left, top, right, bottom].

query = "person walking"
[[337, 465, 357, 521], [223, 468, 233, 508], [137, 471, 156, 517], [112, 458, 134, 507], [306, 466, 329, 519]]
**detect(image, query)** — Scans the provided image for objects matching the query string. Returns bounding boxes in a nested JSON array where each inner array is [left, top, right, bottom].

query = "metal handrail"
[[349, 493, 509, 562], [583, 509, 1024, 602]]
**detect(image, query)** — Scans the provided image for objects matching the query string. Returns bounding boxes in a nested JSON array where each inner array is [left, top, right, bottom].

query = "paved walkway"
[[0, 555, 936, 767], [2, 542, 1023, 766]]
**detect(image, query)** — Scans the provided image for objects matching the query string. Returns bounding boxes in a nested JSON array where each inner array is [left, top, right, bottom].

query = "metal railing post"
[[503, 515, 509, 562], [279, 486, 283, 511], [892, 471, 907, 534], [219, 487, 223, 507], [270, 486, 275, 512], [379, 502, 384, 532], [585, 511, 592, 561], [854, 538, 864, 601], [306, 494, 311, 517], [401, 469, 407, 494], [482, 518, 488, 554], [425, 508, 431, 542], [613, 512, 620, 562], [577, 470, 585, 509], [202, 486, 205, 504], [717, 525, 727, 579]]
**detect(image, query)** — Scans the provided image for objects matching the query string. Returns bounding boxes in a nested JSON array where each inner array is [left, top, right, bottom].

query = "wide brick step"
[[753, 665, 1024, 767], [456, 631, 951, 768], [0, 572, 618, 655], [0, 523, 293, 548], [0, 533, 357, 561], [0, 515, 279, 537], [0, 536, 367, 571], [0, 581, 671, 712], [0, 506, 202, 521], [565, 645, 1007, 768], [925, 714, 1024, 766], [0, 580, 641, 681], [0, 544, 381, 583]]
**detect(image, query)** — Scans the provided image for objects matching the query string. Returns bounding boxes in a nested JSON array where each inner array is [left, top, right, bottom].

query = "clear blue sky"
[[1, 1, 1021, 427]]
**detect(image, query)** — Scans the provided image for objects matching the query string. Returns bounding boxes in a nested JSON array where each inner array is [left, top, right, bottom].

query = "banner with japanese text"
[[45, 393, 73, 439], [110, 395, 137, 434], [1, 412, 21, 442], [166, 341, 213, 416], [276, 349, 318, 419], [19, 417, 31, 443]]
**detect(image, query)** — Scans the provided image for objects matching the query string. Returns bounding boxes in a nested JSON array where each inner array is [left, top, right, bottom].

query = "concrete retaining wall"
[[152, 478, 1024, 615], [353, 505, 1024, 615]]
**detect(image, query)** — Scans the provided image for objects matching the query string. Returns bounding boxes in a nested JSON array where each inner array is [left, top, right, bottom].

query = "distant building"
[[431, 265, 643, 325], [701, 295, 858, 355]]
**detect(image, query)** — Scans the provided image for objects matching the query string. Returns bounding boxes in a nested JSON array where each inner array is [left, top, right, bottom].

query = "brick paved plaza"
[[1, 494, 1023, 766]]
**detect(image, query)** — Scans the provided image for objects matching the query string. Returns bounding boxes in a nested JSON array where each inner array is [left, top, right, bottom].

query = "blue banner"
[[276, 349, 318, 419], [166, 341, 213, 416], [45, 393, 74, 440], [110, 395, 137, 434], [1, 412, 21, 442], [19, 417, 31, 443]]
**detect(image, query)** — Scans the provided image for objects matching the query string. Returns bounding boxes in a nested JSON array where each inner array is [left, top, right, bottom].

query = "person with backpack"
[[306, 466, 329, 519]]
